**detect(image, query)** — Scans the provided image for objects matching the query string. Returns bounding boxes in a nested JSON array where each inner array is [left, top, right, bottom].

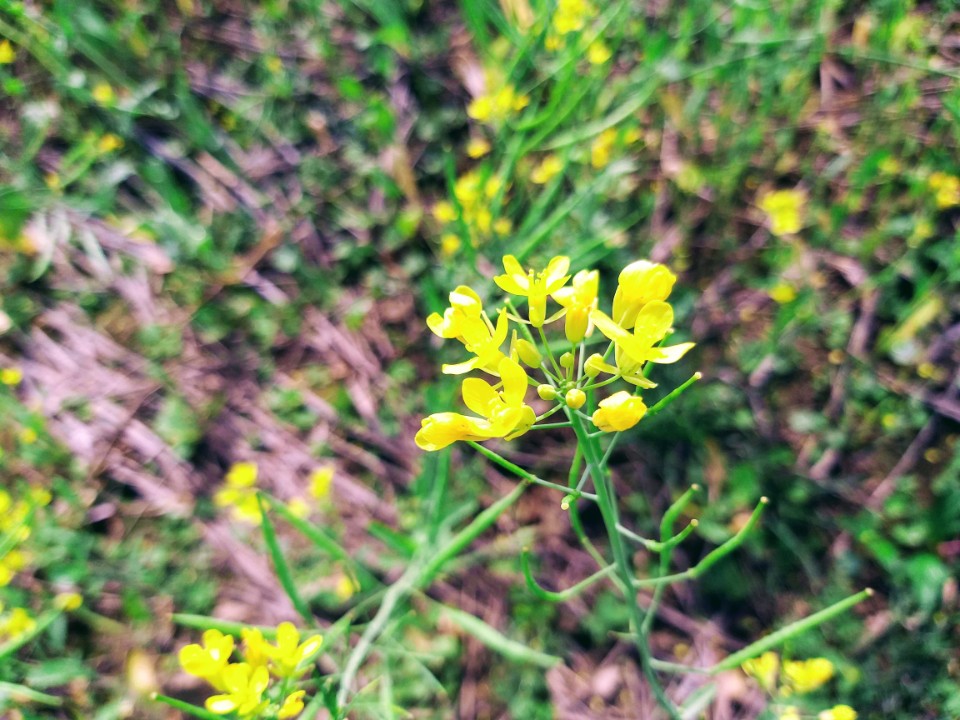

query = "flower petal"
[[462, 378, 499, 416]]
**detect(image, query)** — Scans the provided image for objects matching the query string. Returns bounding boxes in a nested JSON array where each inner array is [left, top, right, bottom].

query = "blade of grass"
[[257, 493, 312, 625]]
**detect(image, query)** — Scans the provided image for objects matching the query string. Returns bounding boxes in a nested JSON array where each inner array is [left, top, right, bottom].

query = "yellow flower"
[[266, 622, 323, 678], [287, 498, 309, 518], [427, 285, 484, 339], [1, 368, 23, 386], [510, 335, 542, 367], [334, 574, 360, 601], [415, 357, 536, 451], [213, 462, 262, 525], [0, 40, 15, 64], [0, 607, 36, 641], [531, 155, 563, 185], [440, 233, 462, 257], [553, 0, 593, 35], [592, 391, 647, 432], [493, 217, 512, 236], [928, 171, 960, 208], [278, 690, 307, 718], [759, 189, 806, 236], [769, 282, 797, 304], [204, 663, 270, 716], [19, 428, 38, 445], [612, 260, 677, 328], [494, 254, 570, 327], [781, 657, 835, 695], [179, 630, 235, 689], [587, 41, 612, 65], [54, 592, 83, 611], [552, 269, 599, 342], [92, 82, 116, 106], [742, 651, 779, 691], [819, 705, 857, 720], [308, 466, 333, 501], [565, 388, 586, 409], [591, 302, 695, 383], [468, 85, 529, 124], [97, 133, 124, 153], [591, 128, 617, 169], [433, 200, 458, 223], [466, 137, 491, 158], [0, 550, 27, 586], [779, 707, 801, 720], [240, 628, 271, 669]]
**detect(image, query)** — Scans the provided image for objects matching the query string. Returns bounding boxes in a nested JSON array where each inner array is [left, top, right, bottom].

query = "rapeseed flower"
[[587, 41, 612, 65], [180, 629, 235, 689], [552, 269, 599, 342], [494, 254, 570, 327], [466, 137, 491, 158], [742, 651, 779, 691], [592, 391, 647, 432], [591, 302, 695, 383], [612, 261, 676, 328], [205, 663, 270, 716], [278, 690, 307, 718], [759, 189, 806, 236], [781, 657, 835, 695], [415, 357, 535, 451], [468, 85, 529, 125], [819, 705, 857, 720], [308, 466, 333, 501], [0, 40, 15, 64], [213, 462, 262, 524], [928, 171, 960, 208], [0, 606, 36, 641], [1, 367, 23, 385], [591, 128, 618, 169], [265, 622, 323, 678], [552, 0, 593, 35], [531, 155, 563, 185]]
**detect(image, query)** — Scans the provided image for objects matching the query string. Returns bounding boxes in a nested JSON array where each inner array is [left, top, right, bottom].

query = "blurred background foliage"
[[0, 0, 958, 717]]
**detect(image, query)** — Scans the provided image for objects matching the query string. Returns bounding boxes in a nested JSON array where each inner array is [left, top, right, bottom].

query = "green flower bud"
[[514, 338, 542, 367], [559, 352, 575, 369], [584, 353, 606, 378]]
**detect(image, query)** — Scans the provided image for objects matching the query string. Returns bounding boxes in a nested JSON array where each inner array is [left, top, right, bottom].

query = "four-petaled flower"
[[592, 391, 647, 432], [611, 261, 676, 329], [494, 255, 570, 327], [415, 357, 536, 451], [179, 629, 235, 690], [591, 302, 694, 384], [758, 189, 806, 236], [204, 662, 270, 717], [266, 622, 324, 678]]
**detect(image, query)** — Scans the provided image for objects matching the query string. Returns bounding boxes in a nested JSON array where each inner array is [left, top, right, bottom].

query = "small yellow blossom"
[[0, 550, 27, 586], [553, 0, 593, 35], [1, 368, 23, 386], [494, 254, 570, 327], [92, 82, 116, 106], [287, 498, 310, 518], [278, 690, 307, 718], [759, 189, 806, 236], [54, 592, 83, 611], [928, 171, 960, 209], [309, 466, 333, 501], [213, 462, 262, 525], [433, 200, 458, 223], [468, 85, 529, 124], [0, 607, 36, 640], [779, 707, 802, 720], [440, 233, 462, 257], [240, 628, 271, 669], [587, 41, 612, 65], [592, 391, 647, 432], [819, 706, 857, 720], [415, 357, 536, 451], [591, 128, 618, 169], [769, 282, 797, 304], [266, 622, 323, 678], [493, 217, 512, 236], [0, 40, 15, 64], [335, 574, 360, 601], [205, 663, 270, 716], [179, 629, 235, 689], [45, 172, 61, 190], [19, 428, 38, 445], [531, 155, 563, 185], [781, 657, 835, 695], [97, 133, 124, 153], [612, 261, 676, 329], [591, 302, 695, 384], [742, 651, 779, 691], [265, 56, 283, 74], [466, 137, 491, 158], [552, 269, 599, 343]]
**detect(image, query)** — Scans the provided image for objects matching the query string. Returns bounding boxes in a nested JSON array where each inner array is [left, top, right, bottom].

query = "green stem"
[[467, 442, 597, 501], [567, 411, 681, 719], [521, 548, 616, 602]]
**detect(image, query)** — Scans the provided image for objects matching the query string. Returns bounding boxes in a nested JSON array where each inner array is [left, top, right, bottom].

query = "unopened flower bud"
[[537, 384, 558, 401], [565, 388, 586, 409], [584, 353, 606, 378], [514, 338, 542, 367], [559, 352, 575, 369]]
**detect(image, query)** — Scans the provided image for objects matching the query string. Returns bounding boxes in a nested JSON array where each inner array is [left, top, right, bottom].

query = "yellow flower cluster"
[[415, 256, 694, 451], [214, 463, 331, 525], [432, 171, 513, 253], [758, 189, 806, 236], [467, 84, 529, 125], [928, 171, 960, 209], [743, 652, 854, 719], [0, 603, 36, 643], [0, 486, 51, 586], [179, 623, 322, 718]]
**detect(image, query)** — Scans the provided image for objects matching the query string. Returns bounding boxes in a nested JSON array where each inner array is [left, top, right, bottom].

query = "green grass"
[[1, 0, 959, 717]]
